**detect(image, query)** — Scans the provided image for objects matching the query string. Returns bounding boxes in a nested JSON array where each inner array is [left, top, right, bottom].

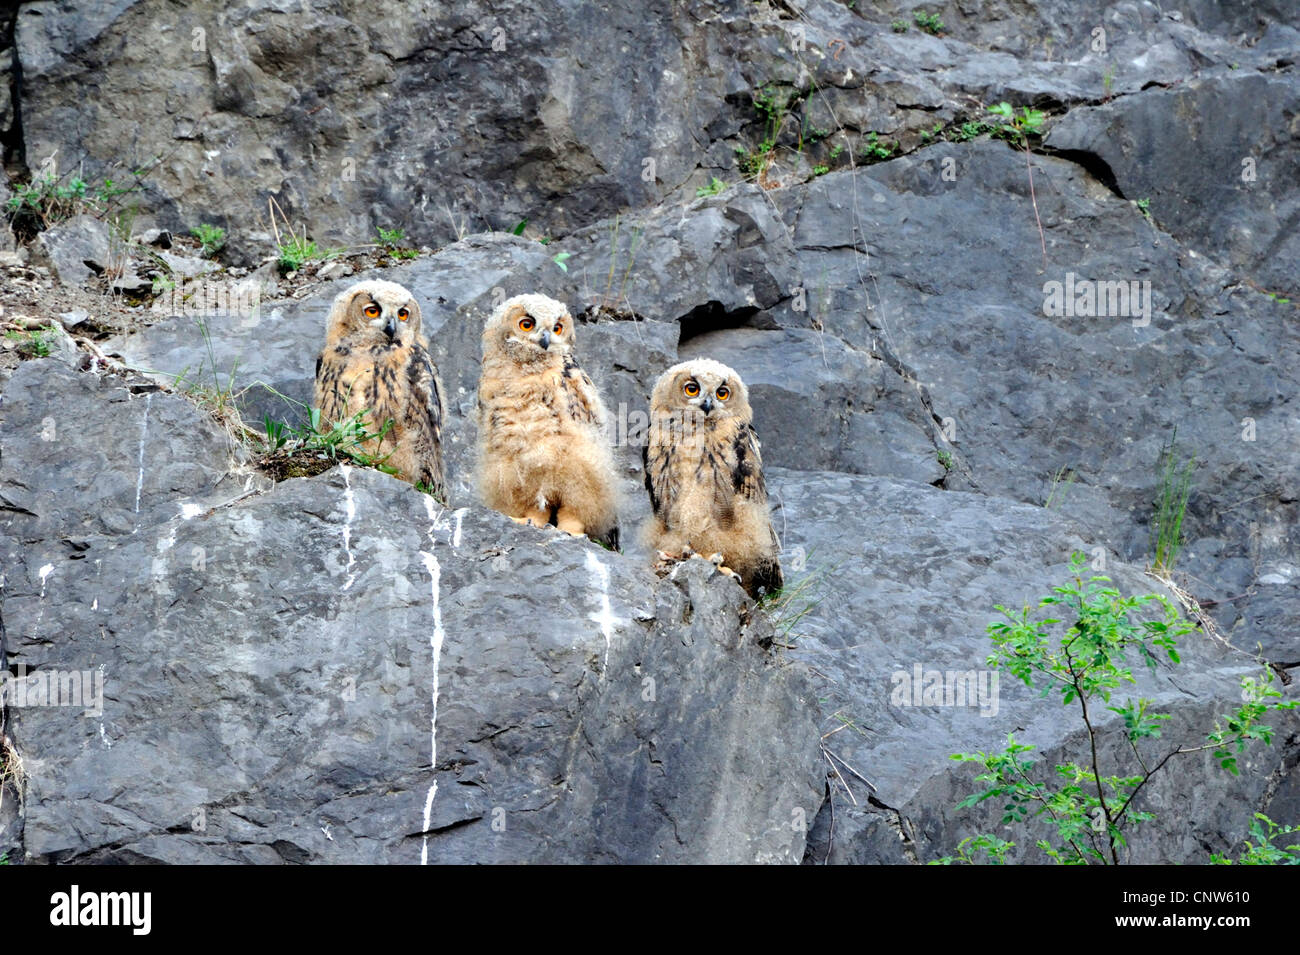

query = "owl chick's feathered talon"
[[313, 280, 446, 498], [476, 293, 620, 549], [643, 359, 783, 597]]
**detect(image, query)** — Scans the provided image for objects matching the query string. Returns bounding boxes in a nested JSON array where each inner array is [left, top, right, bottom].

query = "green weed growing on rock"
[[934, 553, 1296, 864], [190, 223, 227, 257]]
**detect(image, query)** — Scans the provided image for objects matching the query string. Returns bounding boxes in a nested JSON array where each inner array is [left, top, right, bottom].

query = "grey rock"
[[316, 260, 351, 282], [1046, 73, 1300, 298], [36, 214, 111, 285], [134, 227, 172, 248], [156, 250, 217, 279]]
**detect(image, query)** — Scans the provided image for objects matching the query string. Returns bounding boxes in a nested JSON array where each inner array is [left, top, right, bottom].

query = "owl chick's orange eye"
[[683, 380, 700, 398], [519, 317, 535, 331], [716, 386, 730, 401], [364, 304, 381, 319], [398, 308, 409, 322], [553, 322, 563, 335]]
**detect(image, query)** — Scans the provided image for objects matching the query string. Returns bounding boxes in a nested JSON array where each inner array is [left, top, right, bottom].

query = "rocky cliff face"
[[0, 0, 1297, 864]]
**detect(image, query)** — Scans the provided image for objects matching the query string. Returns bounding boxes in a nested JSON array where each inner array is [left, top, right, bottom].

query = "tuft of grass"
[[277, 235, 340, 274], [1151, 430, 1195, 576], [190, 223, 226, 257], [1045, 465, 1076, 509], [758, 558, 834, 647], [267, 195, 341, 274]]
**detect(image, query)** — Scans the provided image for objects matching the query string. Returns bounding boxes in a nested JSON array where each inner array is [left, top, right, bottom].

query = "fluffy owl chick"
[[476, 294, 620, 547], [314, 280, 446, 497], [644, 359, 783, 597]]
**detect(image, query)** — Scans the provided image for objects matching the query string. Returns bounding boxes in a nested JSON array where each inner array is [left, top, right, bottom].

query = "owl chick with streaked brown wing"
[[476, 293, 620, 548], [643, 359, 782, 598], [313, 280, 446, 498]]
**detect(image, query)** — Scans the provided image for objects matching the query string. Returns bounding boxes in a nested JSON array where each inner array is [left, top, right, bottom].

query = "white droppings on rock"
[[585, 550, 623, 674], [340, 465, 357, 591], [180, 501, 203, 520], [132, 393, 153, 527], [38, 563, 54, 597], [419, 495, 449, 864]]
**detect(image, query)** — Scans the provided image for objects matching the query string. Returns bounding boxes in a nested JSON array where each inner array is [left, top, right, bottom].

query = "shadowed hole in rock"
[[676, 301, 761, 347]]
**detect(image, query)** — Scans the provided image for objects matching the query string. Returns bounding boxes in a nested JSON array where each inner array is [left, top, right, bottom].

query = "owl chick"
[[313, 280, 446, 497], [644, 359, 783, 597], [476, 293, 619, 548]]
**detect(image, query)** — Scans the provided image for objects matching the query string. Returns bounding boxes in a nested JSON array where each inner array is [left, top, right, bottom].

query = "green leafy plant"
[[937, 449, 954, 470], [4, 326, 53, 358], [987, 102, 1046, 148], [376, 226, 418, 260], [988, 101, 1048, 268], [1102, 63, 1116, 100], [828, 144, 845, 160], [934, 554, 1296, 865], [891, 19, 909, 32], [812, 164, 830, 176], [4, 161, 150, 235], [696, 177, 727, 198], [551, 251, 572, 273], [1211, 814, 1300, 865], [190, 223, 227, 257], [1151, 430, 1195, 576], [953, 120, 993, 141], [859, 131, 897, 162], [1135, 197, 1153, 222], [913, 9, 945, 34]]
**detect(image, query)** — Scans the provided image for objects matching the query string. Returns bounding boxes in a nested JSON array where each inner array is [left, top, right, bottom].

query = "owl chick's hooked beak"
[[537, 328, 551, 350], [382, 311, 398, 341]]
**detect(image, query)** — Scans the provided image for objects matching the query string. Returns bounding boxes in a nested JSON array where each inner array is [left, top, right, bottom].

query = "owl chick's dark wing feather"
[[732, 423, 768, 501], [645, 438, 680, 521], [402, 344, 446, 498], [559, 353, 602, 426]]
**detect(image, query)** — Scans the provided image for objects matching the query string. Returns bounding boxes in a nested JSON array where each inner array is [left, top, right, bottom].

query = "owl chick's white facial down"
[[643, 359, 783, 597], [475, 294, 620, 548], [313, 280, 446, 498]]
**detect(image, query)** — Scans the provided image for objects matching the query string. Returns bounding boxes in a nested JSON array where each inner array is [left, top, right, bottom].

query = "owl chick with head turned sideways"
[[476, 293, 620, 548], [644, 359, 783, 597], [313, 280, 446, 498]]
